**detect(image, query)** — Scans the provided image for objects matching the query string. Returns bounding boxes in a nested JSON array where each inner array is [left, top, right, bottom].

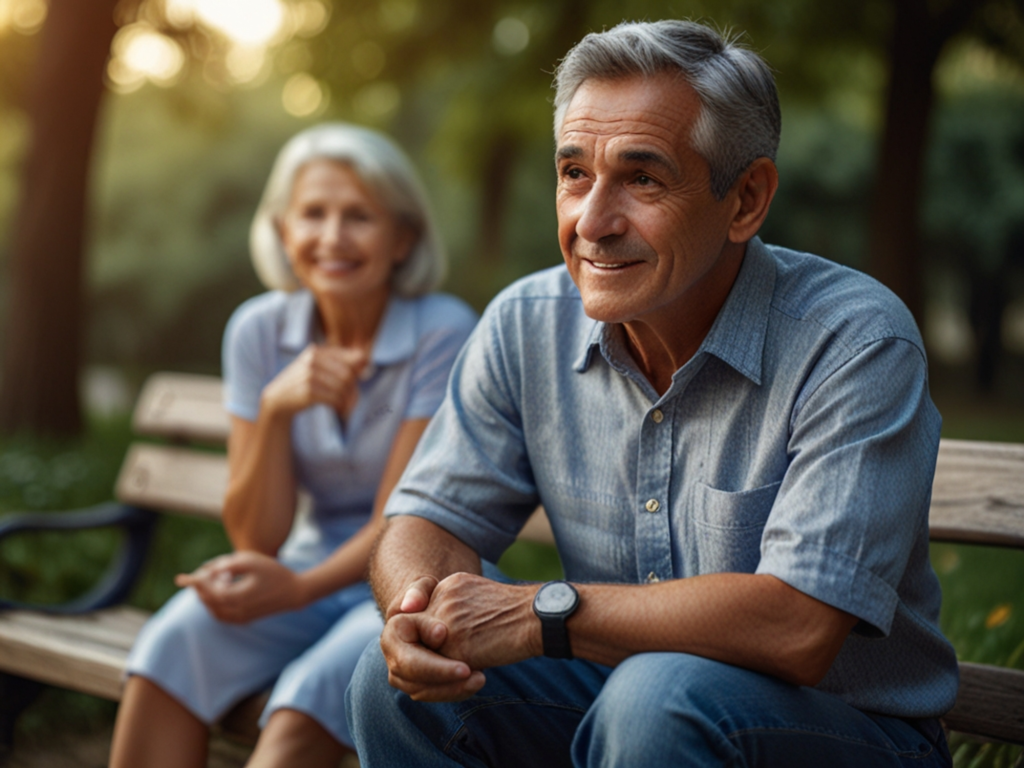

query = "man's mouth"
[[589, 261, 632, 269]]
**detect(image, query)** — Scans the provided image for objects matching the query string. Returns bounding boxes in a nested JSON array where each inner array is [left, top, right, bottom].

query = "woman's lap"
[[126, 579, 380, 738]]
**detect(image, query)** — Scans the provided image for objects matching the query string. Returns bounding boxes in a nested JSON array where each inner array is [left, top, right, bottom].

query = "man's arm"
[[426, 571, 855, 683], [375, 516, 856, 702]]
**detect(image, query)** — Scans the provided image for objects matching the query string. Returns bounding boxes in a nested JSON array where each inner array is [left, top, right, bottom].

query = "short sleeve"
[[221, 296, 277, 422], [386, 301, 539, 561], [402, 302, 478, 421], [756, 336, 941, 636]]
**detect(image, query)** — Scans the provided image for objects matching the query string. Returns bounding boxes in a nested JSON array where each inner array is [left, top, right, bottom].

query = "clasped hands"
[[380, 573, 542, 702], [176, 551, 307, 624]]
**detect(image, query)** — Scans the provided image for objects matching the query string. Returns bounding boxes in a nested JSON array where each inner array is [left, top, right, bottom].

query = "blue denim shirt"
[[386, 238, 959, 717]]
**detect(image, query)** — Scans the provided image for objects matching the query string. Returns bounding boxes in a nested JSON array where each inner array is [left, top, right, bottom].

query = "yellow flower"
[[985, 604, 1012, 629]]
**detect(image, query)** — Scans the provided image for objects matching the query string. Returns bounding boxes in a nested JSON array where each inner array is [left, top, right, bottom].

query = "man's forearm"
[[369, 514, 483, 615], [569, 573, 857, 686]]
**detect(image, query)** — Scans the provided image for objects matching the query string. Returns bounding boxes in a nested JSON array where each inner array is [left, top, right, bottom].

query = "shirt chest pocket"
[[692, 480, 782, 574]]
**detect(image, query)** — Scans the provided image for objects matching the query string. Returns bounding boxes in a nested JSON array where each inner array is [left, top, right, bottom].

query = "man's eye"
[[635, 174, 653, 186], [562, 167, 584, 180]]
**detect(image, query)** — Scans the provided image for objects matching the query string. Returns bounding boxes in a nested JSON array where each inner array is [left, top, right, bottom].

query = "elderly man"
[[346, 19, 958, 768]]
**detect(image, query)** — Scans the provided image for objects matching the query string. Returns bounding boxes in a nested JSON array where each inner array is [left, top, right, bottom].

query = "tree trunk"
[[0, 0, 119, 437], [867, 0, 983, 324]]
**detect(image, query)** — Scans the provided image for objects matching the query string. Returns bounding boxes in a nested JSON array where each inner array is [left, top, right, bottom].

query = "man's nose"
[[574, 181, 628, 242]]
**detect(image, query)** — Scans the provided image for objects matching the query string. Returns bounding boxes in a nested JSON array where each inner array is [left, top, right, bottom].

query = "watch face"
[[535, 581, 577, 615]]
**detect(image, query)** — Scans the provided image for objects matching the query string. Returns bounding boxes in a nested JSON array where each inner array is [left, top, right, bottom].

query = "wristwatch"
[[532, 580, 580, 659]]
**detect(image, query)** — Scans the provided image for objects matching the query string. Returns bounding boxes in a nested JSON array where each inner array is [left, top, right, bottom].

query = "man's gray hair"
[[553, 20, 781, 199], [250, 123, 446, 295]]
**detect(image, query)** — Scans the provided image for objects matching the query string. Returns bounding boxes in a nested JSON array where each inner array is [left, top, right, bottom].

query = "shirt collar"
[[573, 237, 776, 386], [278, 289, 418, 366]]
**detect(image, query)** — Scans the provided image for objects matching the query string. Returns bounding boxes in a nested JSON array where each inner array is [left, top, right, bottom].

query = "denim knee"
[[573, 653, 739, 768]]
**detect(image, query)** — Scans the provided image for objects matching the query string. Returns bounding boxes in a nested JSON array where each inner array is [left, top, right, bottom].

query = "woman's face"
[[278, 159, 414, 306]]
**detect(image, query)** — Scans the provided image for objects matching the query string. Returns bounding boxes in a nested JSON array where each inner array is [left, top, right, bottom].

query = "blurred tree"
[[0, 0, 125, 437]]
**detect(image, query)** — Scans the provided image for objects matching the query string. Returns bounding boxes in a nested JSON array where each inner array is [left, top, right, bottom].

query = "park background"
[[0, 0, 1022, 765]]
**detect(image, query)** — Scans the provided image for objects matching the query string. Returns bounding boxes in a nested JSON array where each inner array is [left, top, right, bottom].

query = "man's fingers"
[[384, 619, 469, 686], [387, 670, 487, 703], [399, 576, 438, 614]]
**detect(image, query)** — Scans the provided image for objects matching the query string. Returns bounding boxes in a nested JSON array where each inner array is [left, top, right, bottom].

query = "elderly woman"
[[109, 124, 477, 768]]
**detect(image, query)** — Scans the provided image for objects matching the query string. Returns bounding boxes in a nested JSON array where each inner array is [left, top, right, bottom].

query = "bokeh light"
[[287, 0, 330, 38], [282, 72, 326, 116], [493, 17, 530, 56], [225, 44, 268, 85], [108, 23, 185, 92], [0, 0, 47, 35], [165, 0, 286, 46]]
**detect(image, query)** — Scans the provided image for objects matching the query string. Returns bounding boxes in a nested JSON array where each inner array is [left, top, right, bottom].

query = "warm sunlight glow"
[[166, 0, 286, 46], [0, 0, 47, 35], [226, 44, 268, 84], [288, 0, 329, 38], [108, 23, 185, 92], [282, 72, 325, 116]]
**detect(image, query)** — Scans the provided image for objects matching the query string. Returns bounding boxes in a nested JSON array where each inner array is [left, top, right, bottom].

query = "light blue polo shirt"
[[223, 288, 478, 557], [386, 238, 960, 718]]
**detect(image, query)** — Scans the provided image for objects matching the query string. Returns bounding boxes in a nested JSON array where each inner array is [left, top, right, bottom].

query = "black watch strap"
[[539, 614, 574, 659]]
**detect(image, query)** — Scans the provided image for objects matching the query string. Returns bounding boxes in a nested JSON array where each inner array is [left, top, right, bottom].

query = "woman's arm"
[[221, 344, 368, 554], [179, 417, 430, 623], [221, 412, 297, 555]]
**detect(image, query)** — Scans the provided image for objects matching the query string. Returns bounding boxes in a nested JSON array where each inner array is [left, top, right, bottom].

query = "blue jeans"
[[346, 645, 952, 767]]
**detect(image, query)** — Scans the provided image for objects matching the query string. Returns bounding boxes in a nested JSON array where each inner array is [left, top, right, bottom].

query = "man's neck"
[[621, 242, 747, 396]]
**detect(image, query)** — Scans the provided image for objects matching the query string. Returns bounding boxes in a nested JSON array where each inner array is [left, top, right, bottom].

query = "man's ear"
[[727, 157, 778, 244]]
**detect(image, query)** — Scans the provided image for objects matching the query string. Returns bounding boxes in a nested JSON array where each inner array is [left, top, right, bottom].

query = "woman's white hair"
[[553, 20, 781, 200], [250, 123, 446, 295]]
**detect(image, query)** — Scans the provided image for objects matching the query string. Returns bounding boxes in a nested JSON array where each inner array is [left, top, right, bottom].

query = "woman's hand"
[[261, 344, 368, 419], [175, 551, 309, 623]]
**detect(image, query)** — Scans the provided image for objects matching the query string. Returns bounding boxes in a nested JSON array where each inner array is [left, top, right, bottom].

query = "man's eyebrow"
[[620, 149, 679, 176], [555, 145, 583, 162]]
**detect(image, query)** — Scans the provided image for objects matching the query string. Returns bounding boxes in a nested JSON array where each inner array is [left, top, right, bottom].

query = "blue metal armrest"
[[0, 502, 158, 614]]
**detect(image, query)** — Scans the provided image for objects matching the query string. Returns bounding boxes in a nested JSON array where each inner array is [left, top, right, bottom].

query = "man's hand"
[[175, 551, 307, 623], [261, 344, 368, 418], [379, 572, 541, 702]]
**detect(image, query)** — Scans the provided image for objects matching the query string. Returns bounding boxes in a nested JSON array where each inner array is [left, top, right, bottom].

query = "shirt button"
[[647, 572, 660, 583], [651, 409, 664, 423], [645, 498, 660, 513]]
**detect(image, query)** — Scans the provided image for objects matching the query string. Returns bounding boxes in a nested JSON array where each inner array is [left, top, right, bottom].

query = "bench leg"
[[0, 673, 44, 765]]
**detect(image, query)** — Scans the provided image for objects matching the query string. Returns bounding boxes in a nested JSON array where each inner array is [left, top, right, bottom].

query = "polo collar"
[[573, 237, 775, 386], [278, 289, 418, 367]]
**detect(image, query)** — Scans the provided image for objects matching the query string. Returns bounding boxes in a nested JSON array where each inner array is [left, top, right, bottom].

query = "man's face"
[[556, 74, 741, 327]]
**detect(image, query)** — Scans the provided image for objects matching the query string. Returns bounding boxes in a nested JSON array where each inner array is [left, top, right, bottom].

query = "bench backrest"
[[117, 374, 1024, 744]]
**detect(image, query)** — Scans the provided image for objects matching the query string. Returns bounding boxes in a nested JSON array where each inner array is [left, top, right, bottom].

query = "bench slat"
[[942, 662, 1024, 744], [929, 439, 1024, 548], [115, 444, 228, 521], [0, 606, 148, 700], [132, 373, 230, 444]]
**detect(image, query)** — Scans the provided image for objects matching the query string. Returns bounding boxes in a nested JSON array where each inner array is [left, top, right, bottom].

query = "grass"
[[0, 392, 1021, 764]]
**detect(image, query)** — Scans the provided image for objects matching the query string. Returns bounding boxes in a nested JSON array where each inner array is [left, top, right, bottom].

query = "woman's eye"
[[302, 205, 326, 219]]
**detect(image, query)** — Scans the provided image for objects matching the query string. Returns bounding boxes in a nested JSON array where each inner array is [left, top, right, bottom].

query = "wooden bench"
[[0, 372, 554, 751], [0, 374, 1021, 754]]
